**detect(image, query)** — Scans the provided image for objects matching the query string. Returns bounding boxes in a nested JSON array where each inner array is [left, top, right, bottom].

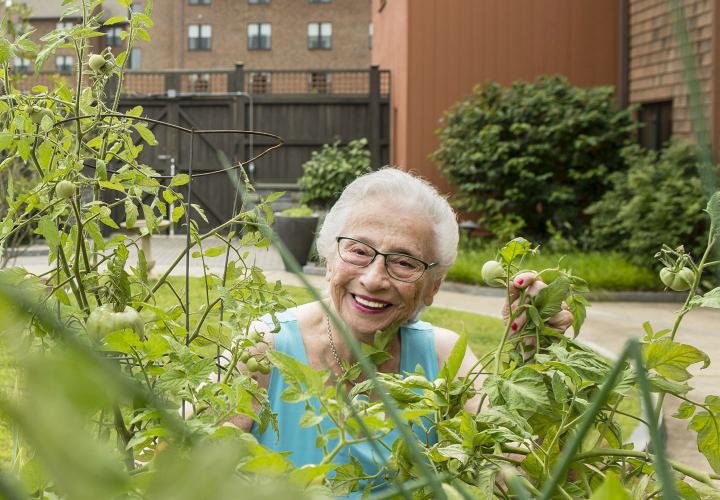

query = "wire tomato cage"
[[52, 112, 284, 367]]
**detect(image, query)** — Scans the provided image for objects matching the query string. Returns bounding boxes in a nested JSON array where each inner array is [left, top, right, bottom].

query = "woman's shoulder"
[[431, 325, 464, 365]]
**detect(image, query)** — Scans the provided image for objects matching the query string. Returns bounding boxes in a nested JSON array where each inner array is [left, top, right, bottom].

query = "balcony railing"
[[5, 64, 390, 97]]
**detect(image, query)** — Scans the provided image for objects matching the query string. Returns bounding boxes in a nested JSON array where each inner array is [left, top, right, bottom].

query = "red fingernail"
[[515, 278, 524, 286], [511, 322, 518, 331]]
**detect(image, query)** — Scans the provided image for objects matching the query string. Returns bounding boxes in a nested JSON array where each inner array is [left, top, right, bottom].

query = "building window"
[[248, 0, 270, 4], [13, 56, 31, 73], [189, 0, 210, 4], [130, 2, 143, 12], [128, 48, 141, 70], [248, 23, 271, 50], [106, 27, 123, 47], [56, 21, 74, 30], [638, 100, 672, 151], [189, 73, 210, 92], [309, 0, 331, 3], [308, 22, 332, 49], [309, 72, 330, 93], [368, 22, 373, 49], [55, 55, 74, 73], [188, 24, 212, 50], [249, 72, 271, 94]]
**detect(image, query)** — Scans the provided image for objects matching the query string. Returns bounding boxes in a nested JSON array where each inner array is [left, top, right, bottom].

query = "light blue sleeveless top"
[[252, 310, 439, 496]]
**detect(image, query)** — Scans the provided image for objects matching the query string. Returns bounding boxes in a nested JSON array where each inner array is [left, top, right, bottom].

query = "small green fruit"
[[88, 54, 107, 72], [239, 350, 251, 363], [659, 267, 694, 292], [56, 180, 76, 199], [246, 357, 260, 373], [259, 362, 271, 375], [481, 260, 505, 287]]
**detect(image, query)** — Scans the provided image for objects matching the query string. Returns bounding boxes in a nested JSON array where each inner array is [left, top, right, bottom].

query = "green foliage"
[[433, 75, 636, 242], [278, 205, 314, 217], [298, 138, 372, 210], [448, 241, 660, 291], [585, 140, 709, 265]]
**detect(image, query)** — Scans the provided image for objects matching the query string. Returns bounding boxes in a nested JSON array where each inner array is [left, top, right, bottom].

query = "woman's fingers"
[[547, 308, 573, 332]]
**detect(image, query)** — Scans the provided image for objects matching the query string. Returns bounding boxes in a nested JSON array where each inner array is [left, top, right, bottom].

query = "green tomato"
[[259, 362, 271, 375], [246, 357, 260, 373], [86, 304, 145, 340], [659, 267, 694, 291], [481, 260, 505, 287], [239, 350, 251, 363], [88, 54, 107, 72], [56, 180, 76, 200], [28, 106, 52, 125]]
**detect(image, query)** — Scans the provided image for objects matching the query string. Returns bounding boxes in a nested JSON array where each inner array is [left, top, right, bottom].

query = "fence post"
[[165, 71, 181, 96], [368, 65, 381, 169], [231, 62, 245, 93]]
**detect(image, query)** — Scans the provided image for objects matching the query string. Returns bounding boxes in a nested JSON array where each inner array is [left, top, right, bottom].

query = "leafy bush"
[[433, 75, 636, 242], [298, 138, 372, 210], [585, 140, 708, 265], [277, 205, 313, 217]]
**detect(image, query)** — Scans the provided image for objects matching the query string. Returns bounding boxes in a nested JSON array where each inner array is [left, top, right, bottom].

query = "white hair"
[[316, 167, 459, 277]]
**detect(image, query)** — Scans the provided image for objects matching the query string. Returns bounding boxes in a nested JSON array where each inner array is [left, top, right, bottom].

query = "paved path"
[[8, 235, 720, 476]]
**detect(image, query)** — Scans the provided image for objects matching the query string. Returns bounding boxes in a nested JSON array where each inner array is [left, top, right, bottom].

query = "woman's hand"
[[501, 271, 574, 348]]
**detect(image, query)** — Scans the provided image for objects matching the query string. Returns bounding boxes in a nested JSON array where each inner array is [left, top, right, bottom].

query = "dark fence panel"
[[84, 66, 389, 232]]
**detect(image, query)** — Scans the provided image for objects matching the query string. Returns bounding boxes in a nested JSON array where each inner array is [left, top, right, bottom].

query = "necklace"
[[326, 315, 347, 377]]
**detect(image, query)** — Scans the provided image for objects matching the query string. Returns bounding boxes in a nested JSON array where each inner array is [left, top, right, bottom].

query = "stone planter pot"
[[273, 214, 320, 271]]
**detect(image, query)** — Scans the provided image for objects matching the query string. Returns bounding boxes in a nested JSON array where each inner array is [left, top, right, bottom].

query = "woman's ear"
[[422, 276, 443, 307]]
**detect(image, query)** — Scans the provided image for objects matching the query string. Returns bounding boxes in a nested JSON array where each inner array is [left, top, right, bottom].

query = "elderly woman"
[[232, 168, 571, 490]]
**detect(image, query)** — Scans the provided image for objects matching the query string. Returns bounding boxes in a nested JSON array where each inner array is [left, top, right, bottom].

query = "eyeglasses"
[[336, 236, 437, 283]]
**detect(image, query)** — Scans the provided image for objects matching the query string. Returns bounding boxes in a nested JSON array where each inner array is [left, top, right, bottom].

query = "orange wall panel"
[[373, 0, 620, 194]]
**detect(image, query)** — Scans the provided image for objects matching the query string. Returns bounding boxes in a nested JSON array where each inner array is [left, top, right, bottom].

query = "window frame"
[[128, 48, 142, 70], [106, 26, 123, 47], [55, 55, 74, 74], [13, 56, 31, 73], [637, 100, 672, 151], [247, 22, 272, 50], [188, 23, 212, 51], [307, 22, 332, 50]]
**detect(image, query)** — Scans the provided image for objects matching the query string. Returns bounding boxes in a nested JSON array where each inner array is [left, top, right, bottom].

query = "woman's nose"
[[359, 256, 390, 290]]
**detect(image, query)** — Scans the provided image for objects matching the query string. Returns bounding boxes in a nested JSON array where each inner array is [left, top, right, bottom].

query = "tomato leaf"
[[690, 287, 720, 309], [483, 367, 553, 415], [644, 339, 710, 381], [440, 333, 466, 382], [589, 471, 631, 499], [689, 396, 720, 473]]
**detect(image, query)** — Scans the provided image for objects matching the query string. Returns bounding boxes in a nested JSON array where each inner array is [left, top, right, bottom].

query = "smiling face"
[[325, 201, 442, 341]]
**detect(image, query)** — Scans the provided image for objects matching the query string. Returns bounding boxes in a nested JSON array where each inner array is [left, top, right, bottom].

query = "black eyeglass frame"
[[335, 236, 437, 283]]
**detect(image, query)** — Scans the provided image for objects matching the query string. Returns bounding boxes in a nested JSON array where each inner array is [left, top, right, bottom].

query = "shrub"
[[433, 75, 636, 242], [585, 140, 709, 265], [298, 138, 372, 210]]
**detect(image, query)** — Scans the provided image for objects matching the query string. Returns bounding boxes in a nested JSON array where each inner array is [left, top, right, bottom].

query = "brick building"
[[626, 0, 715, 150], [11, 0, 371, 73]]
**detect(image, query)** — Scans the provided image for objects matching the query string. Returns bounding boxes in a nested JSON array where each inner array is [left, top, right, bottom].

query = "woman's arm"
[[434, 326, 484, 413]]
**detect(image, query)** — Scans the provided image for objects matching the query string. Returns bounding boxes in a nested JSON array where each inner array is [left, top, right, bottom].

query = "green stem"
[[655, 233, 717, 418], [573, 448, 720, 486]]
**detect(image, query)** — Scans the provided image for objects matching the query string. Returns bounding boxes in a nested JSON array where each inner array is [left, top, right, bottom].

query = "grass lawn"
[[448, 246, 661, 292]]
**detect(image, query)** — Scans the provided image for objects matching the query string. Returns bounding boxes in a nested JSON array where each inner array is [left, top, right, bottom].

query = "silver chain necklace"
[[325, 314, 347, 377]]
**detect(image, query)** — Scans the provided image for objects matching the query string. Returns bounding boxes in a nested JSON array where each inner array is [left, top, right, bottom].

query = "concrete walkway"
[[7, 235, 720, 475]]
